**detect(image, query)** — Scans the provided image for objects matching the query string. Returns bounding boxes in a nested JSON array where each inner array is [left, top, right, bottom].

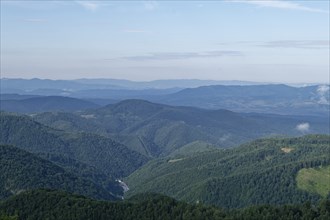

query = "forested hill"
[[0, 113, 149, 178], [0, 189, 329, 220], [125, 135, 330, 208], [0, 145, 117, 201], [32, 99, 329, 157]]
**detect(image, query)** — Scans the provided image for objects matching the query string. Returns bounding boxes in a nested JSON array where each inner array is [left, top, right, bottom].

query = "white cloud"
[[317, 85, 330, 94], [317, 85, 330, 104], [296, 123, 310, 133], [230, 0, 329, 13], [76, 1, 99, 11]]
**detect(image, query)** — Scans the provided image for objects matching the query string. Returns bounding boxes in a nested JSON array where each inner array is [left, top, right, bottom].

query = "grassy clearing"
[[296, 165, 330, 197], [281, 147, 293, 153]]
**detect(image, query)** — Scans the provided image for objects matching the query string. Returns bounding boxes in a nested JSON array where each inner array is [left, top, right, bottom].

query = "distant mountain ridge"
[[0, 96, 99, 113], [1, 78, 266, 91], [157, 84, 330, 116], [1, 78, 328, 116]]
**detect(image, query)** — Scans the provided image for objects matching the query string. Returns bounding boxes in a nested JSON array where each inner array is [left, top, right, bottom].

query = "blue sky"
[[1, 0, 329, 83]]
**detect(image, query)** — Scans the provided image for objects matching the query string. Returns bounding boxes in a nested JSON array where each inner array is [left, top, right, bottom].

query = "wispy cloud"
[[230, 0, 329, 13], [218, 40, 330, 49], [114, 51, 242, 61], [144, 1, 158, 11], [76, 1, 99, 11], [1, 0, 70, 10], [260, 40, 330, 49], [23, 18, 46, 23], [122, 29, 151, 33]]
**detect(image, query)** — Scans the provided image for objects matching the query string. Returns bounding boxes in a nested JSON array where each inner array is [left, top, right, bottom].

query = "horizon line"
[[0, 77, 328, 85]]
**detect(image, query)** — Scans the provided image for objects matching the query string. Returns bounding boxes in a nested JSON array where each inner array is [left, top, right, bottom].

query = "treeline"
[[0, 190, 329, 220]]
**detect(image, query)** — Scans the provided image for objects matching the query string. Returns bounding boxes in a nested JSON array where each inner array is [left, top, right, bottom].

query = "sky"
[[0, 0, 329, 83]]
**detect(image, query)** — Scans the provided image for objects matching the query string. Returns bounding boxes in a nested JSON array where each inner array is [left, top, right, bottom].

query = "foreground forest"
[[0, 189, 329, 220], [0, 128, 329, 219]]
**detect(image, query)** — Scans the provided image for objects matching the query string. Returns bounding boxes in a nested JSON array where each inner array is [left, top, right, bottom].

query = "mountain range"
[[1, 78, 265, 91], [1, 78, 329, 116], [156, 84, 330, 116], [1, 78, 329, 219], [31, 99, 329, 157]]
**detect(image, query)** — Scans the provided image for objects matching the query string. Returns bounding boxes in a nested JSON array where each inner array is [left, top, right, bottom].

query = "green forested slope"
[[169, 141, 218, 157], [38, 153, 124, 196], [33, 112, 107, 134], [1, 189, 329, 220], [0, 113, 149, 178], [125, 135, 330, 208], [31, 100, 330, 158], [0, 145, 117, 200], [61, 132, 149, 177], [0, 113, 69, 154]]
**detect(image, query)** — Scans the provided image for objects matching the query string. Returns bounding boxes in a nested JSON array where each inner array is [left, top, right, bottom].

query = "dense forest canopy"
[[126, 135, 330, 208], [0, 189, 329, 220]]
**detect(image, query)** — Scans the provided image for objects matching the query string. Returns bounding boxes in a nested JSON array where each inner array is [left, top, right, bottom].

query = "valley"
[[1, 0, 329, 218]]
